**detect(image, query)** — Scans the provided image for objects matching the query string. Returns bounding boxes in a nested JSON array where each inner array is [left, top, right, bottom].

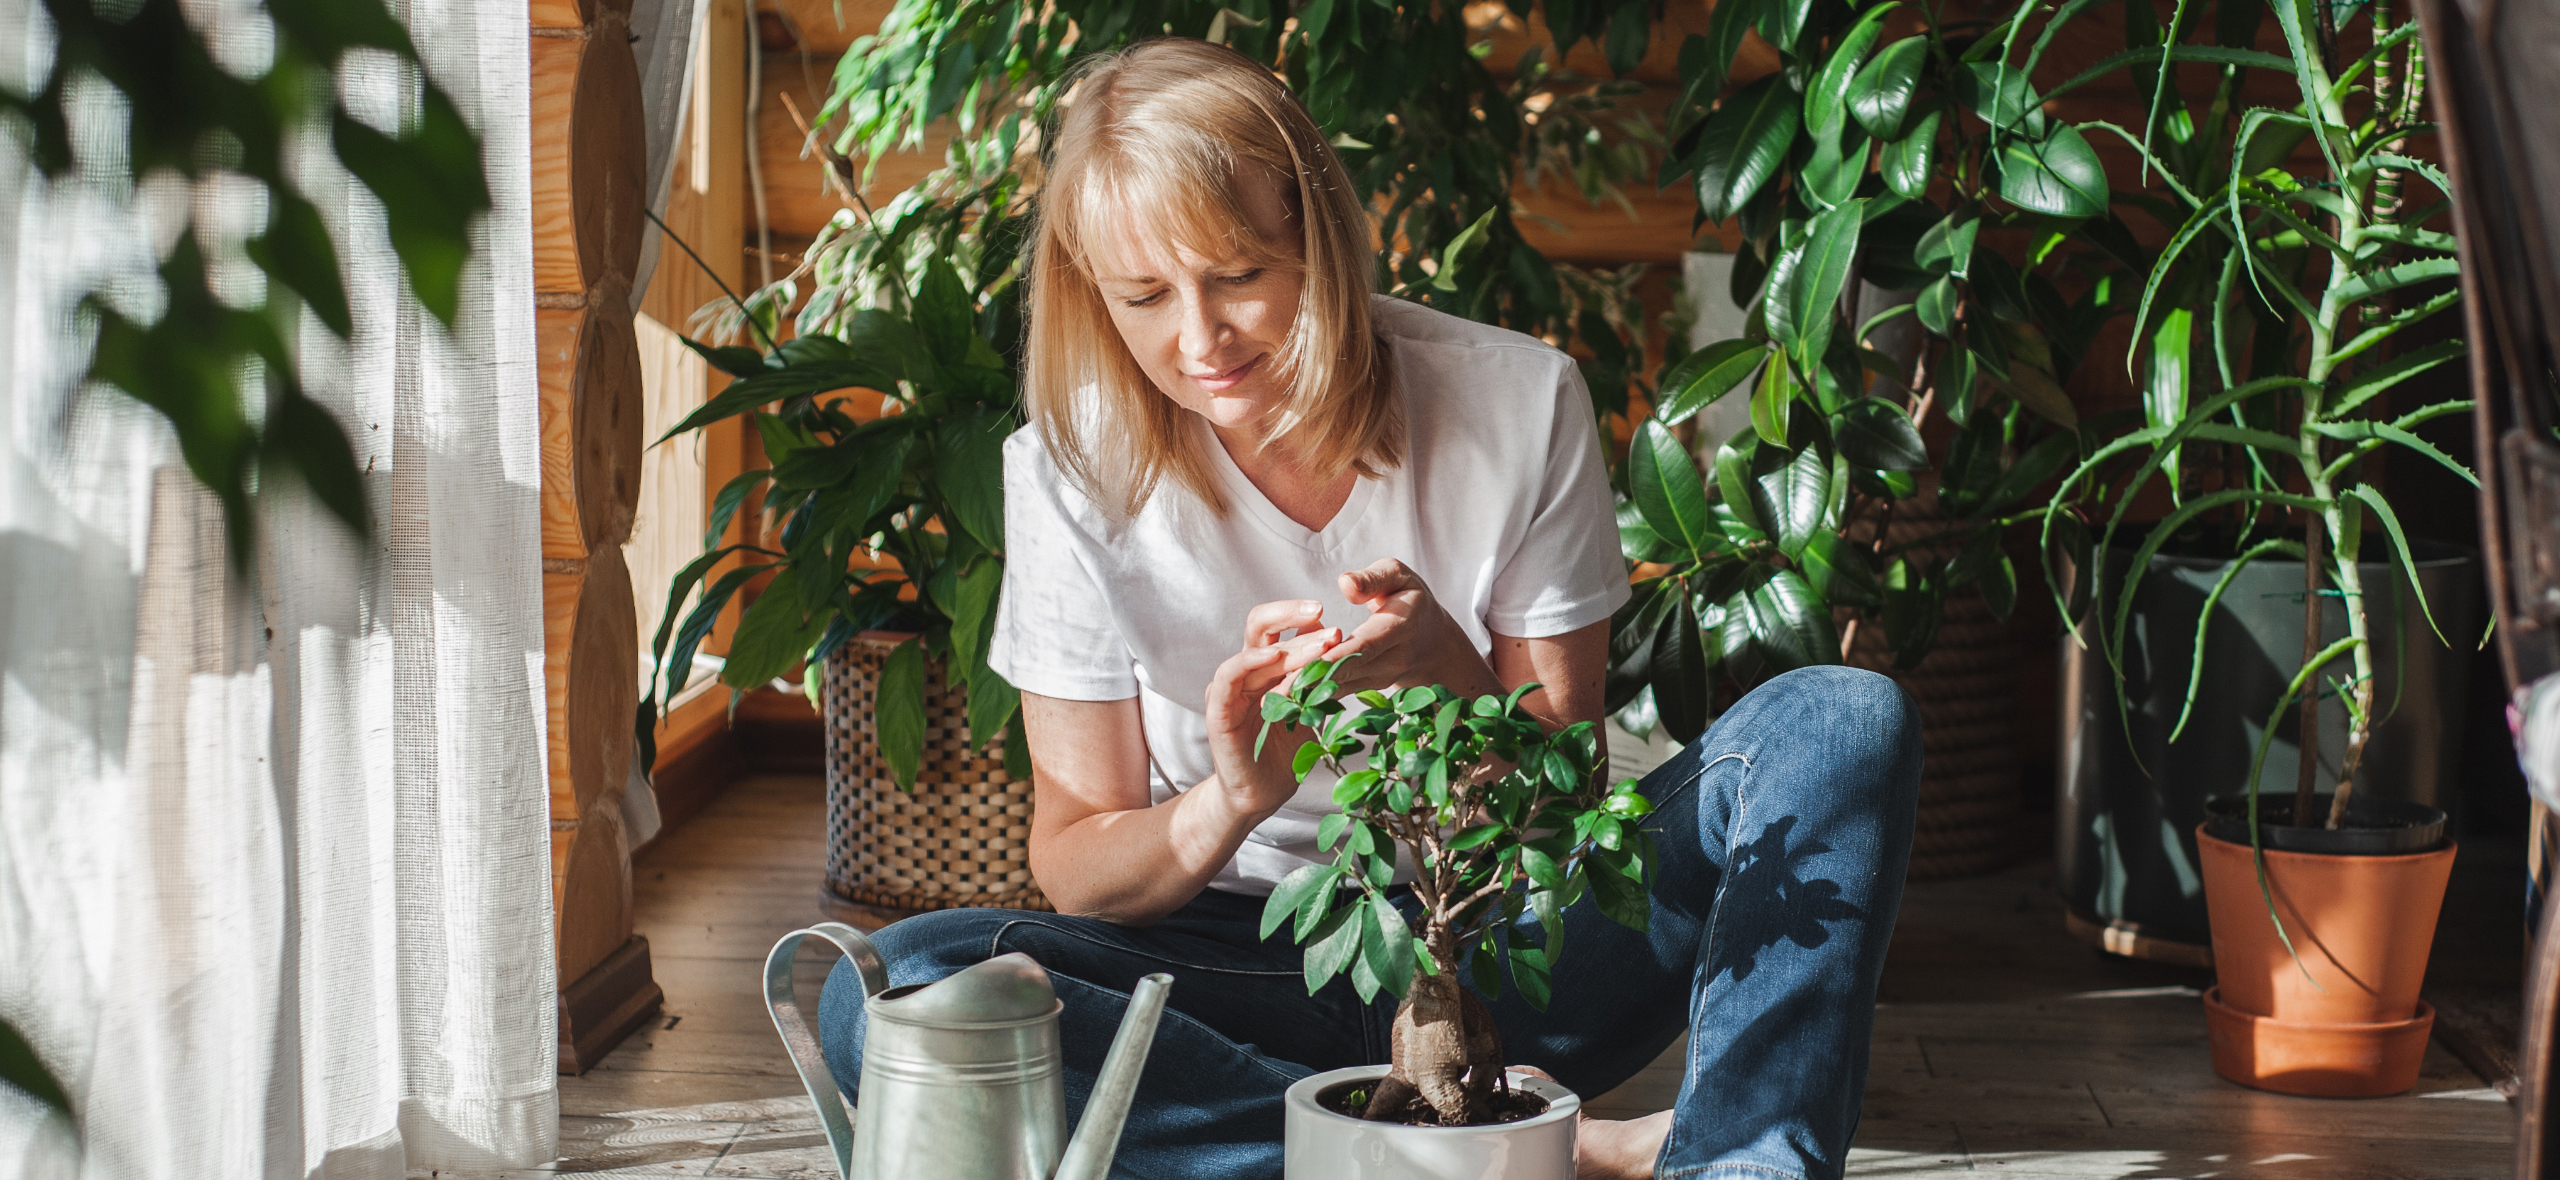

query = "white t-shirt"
[[986, 296, 1630, 895]]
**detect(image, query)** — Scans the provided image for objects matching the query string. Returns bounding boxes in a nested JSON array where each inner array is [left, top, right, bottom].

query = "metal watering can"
[[764, 923, 1173, 1180]]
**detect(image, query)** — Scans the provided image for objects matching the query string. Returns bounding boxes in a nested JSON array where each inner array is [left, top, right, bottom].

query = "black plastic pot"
[[2055, 539, 2478, 949], [2198, 794, 2450, 855]]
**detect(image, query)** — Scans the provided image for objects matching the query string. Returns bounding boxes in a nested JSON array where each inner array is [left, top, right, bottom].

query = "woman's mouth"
[[1192, 355, 1261, 392]]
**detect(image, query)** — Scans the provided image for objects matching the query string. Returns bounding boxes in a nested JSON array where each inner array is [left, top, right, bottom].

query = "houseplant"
[[2041, 0, 2468, 1095], [1249, 657, 1649, 1172], [1619, 0, 2145, 874]]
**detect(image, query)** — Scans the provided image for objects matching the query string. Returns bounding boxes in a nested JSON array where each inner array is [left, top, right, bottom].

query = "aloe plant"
[[1256, 658, 1651, 1125], [1620, 0, 2144, 742], [2039, 0, 2465, 842]]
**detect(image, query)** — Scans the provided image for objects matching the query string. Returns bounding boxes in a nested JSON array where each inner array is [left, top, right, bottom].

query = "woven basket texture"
[[821, 634, 1051, 914], [1839, 505, 2023, 881]]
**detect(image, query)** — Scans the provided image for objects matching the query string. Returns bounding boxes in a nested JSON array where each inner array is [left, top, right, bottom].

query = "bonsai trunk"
[[1360, 943, 1504, 1125]]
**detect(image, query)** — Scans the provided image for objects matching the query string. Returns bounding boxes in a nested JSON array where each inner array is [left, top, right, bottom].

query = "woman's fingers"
[[1340, 558, 1421, 606], [1244, 598, 1325, 648]]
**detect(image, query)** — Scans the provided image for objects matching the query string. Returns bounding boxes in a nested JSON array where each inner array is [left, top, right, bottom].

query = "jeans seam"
[[1656, 1164, 1807, 1180], [988, 917, 1305, 978]]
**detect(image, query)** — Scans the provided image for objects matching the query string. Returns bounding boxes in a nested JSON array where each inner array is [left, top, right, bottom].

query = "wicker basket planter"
[[1845, 589, 2021, 880], [819, 632, 1050, 927]]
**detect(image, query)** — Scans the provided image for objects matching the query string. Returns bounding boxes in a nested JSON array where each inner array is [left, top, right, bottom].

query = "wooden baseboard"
[[559, 934, 664, 1076]]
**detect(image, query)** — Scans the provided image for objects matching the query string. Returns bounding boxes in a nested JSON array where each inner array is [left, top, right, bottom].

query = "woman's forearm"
[[1031, 775, 1276, 925]]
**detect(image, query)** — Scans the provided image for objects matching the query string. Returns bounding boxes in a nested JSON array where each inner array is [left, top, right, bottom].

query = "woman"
[[819, 37, 1921, 1180]]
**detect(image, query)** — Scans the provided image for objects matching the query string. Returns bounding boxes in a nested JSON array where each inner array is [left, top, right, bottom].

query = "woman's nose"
[[1178, 291, 1232, 360]]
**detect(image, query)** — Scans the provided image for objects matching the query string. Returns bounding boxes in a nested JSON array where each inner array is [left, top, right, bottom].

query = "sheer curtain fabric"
[[0, 0, 557, 1176]]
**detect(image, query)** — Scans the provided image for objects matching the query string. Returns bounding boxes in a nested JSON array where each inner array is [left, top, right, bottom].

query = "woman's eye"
[[1123, 290, 1166, 308], [1222, 268, 1265, 285]]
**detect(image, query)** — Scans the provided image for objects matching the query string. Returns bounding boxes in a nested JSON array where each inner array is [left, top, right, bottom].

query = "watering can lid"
[[878, 952, 1058, 1023]]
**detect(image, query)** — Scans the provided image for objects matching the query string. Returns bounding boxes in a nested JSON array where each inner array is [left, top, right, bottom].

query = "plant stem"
[[2293, 501, 2323, 824]]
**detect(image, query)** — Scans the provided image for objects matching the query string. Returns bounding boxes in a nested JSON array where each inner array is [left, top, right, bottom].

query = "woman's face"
[[1087, 172, 1306, 438]]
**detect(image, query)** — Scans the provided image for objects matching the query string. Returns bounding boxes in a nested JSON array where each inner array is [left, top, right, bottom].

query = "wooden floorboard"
[[415, 773, 2515, 1178]]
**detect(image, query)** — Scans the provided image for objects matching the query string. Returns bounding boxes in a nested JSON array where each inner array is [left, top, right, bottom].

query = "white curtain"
[[0, 1, 557, 1176]]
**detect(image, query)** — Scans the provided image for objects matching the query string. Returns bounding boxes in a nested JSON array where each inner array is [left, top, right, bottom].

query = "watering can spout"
[[1053, 972, 1172, 1180]]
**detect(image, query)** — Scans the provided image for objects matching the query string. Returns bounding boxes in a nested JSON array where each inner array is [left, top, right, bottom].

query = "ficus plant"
[[2039, 0, 2463, 862], [650, 246, 1029, 788], [1614, 0, 2161, 742], [1255, 657, 1653, 1126]]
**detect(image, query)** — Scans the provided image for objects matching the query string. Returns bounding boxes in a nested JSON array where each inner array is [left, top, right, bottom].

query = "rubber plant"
[[1614, 0, 2156, 743], [0, 0, 485, 1126], [1256, 658, 1652, 1125], [2037, 0, 2461, 866]]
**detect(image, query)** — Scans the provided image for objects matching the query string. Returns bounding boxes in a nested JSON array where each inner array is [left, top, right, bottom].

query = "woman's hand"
[[1204, 600, 1342, 822], [1319, 559, 1502, 699]]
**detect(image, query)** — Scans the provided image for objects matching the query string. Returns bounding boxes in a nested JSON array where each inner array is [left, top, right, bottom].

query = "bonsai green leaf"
[[0, 1020, 69, 1120], [1509, 945, 1554, 1010], [1303, 905, 1361, 993], [1586, 855, 1652, 932], [1471, 938, 1506, 1001], [1657, 339, 1771, 426], [877, 636, 928, 789], [1881, 111, 1940, 199], [1693, 75, 1802, 223], [1292, 739, 1325, 780], [964, 655, 1018, 758], [1373, 896, 1417, 998], [1849, 37, 1928, 139], [2329, 339, 2463, 419], [2168, 536, 2305, 742], [2344, 485, 2450, 645], [1915, 209, 1979, 278], [1781, 200, 1865, 370], [1805, 4, 1898, 147], [937, 408, 1011, 553], [1996, 125, 2108, 218], [1833, 398, 1929, 471], [1799, 527, 1879, 609], [1630, 419, 1715, 560], [1318, 812, 1350, 852], [1261, 863, 1343, 940]]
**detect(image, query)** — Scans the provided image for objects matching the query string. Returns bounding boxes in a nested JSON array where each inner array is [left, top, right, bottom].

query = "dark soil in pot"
[[1314, 1079, 1549, 1127], [2200, 794, 2448, 855]]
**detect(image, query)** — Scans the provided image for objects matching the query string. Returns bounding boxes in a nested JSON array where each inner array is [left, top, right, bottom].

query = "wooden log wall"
[[531, 0, 664, 1075]]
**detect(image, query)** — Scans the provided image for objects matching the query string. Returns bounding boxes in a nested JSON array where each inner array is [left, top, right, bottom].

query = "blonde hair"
[[1023, 37, 1400, 519]]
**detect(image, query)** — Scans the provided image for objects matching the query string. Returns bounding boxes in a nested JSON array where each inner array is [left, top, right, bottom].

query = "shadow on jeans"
[[1708, 816, 1865, 984]]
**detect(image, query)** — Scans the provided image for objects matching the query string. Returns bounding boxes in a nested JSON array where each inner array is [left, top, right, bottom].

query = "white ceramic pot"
[[1282, 1065, 1578, 1179]]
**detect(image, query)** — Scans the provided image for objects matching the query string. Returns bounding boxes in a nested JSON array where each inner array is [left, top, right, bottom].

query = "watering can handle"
[[764, 923, 890, 1180]]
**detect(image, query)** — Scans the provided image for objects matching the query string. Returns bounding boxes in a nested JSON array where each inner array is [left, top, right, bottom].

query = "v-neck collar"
[[1199, 416, 1380, 555]]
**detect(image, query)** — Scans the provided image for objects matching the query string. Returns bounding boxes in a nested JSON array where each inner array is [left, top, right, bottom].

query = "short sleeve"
[[1484, 363, 1630, 637], [986, 432, 1141, 700]]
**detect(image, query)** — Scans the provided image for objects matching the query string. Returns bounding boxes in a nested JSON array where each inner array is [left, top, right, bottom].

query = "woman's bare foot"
[[1573, 1109, 1672, 1179], [1510, 1067, 1671, 1179]]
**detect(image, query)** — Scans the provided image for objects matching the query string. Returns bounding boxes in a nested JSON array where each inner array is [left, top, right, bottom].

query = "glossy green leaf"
[[965, 652, 1019, 758], [1657, 339, 1771, 426], [1997, 125, 2109, 218], [1372, 896, 1417, 999], [1915, 275, 1957, 338], [1959, 62, 2046, 134], [1751, 355, 1795, 447], [1630, 419, 1716, 560], [1262, 863, 1343, 940], [1881, 111, 1940, 199], [1759, 0, 1816, 52], [1915, 209, 1979, 278], [1805, 4, 1898, 148], [914, 257, 974, 359], [1800, 527, 1880, 609], [1833, 398, 1930, 471], [1304, 905, 1360, 992], [1801, 119, 1871, 212], [1781, 200, 1865, 370], [1849, 37, 1928, 139], [937, 409, 1010, 553], [1693, 75, 1802, 223], [1748, 432, 1834, 558], [1731, 566, 1840, 672]]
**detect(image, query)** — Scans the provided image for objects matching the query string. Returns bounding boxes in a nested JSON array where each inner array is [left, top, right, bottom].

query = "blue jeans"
[[819, 665, 1922, 1179]]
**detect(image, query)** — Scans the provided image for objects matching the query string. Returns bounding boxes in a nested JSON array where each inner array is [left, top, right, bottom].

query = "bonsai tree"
[[1254, 658, 1654, 1126], [1617, 0, 2145, 741], [2040, 1, 2460, 847]]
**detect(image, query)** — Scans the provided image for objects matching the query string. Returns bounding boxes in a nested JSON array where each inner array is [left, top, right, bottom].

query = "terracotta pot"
[[2195, 814, 2455, 1096], [1283, 1067, 1578, 1179]]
